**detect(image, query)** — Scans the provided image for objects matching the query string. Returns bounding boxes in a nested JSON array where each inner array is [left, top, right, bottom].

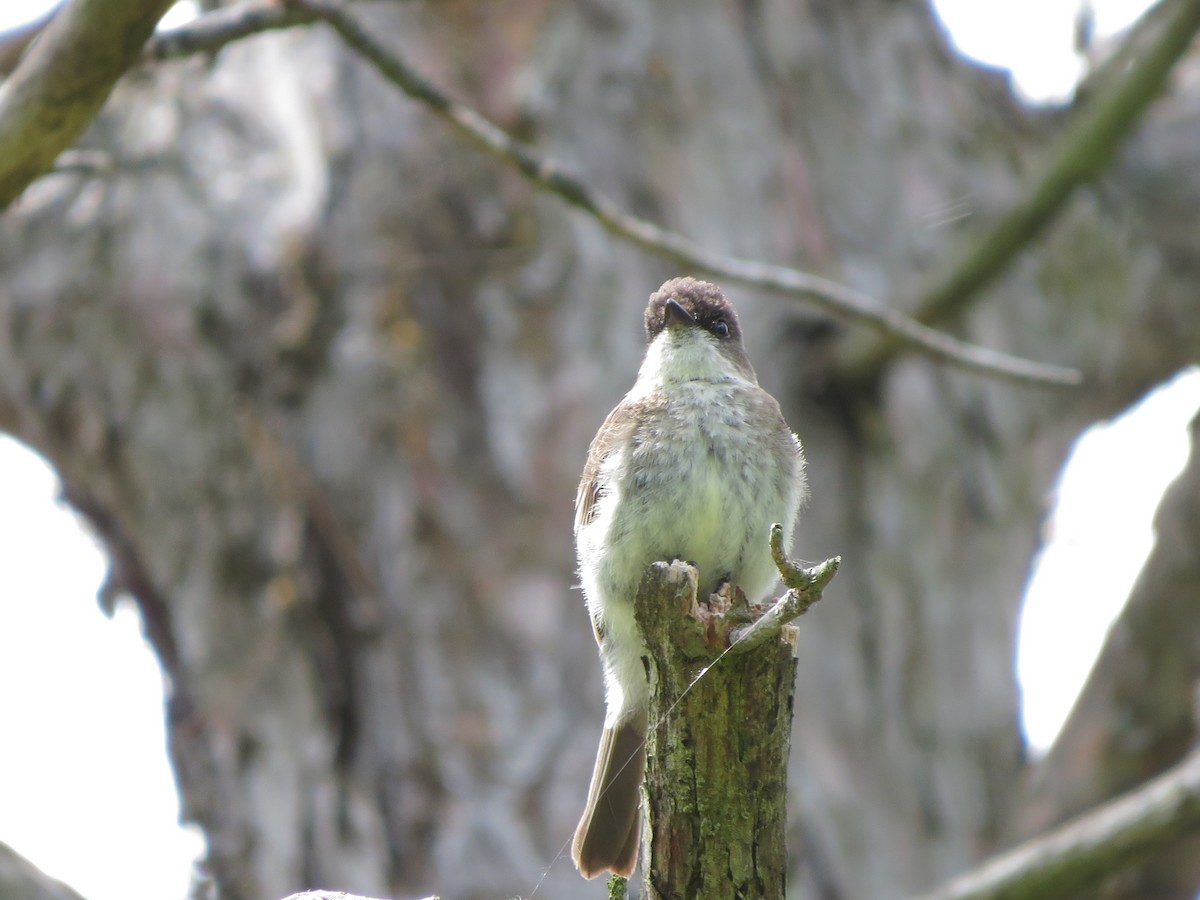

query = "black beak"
[[663, 298, 696, 328]]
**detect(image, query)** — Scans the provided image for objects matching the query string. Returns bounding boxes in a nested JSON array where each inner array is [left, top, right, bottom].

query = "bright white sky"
[[0, 1, 1188, 899], [937, 0, 1157, 101], [0, 457, 206, 900]]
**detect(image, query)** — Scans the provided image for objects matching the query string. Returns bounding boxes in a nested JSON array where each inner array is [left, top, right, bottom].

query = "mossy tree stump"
[[631, 532, 839, 899]]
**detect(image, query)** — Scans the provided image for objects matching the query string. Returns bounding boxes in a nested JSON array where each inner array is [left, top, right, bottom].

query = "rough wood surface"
[[635, 561, 796, 899]]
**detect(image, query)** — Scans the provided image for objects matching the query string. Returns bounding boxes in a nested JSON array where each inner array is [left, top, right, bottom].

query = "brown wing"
[[575, 398, 640, 533]]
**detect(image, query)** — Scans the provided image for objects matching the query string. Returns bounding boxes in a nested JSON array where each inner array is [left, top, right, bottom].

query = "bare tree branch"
[[145, 2, 319, 60], [126, 0, 1087, 387], [846, 0, 1200, 383], [265, 0, 1079, 389], [728, 525, 839, 656], [0, 0, 176, 208], [4, 0, 1183, 380], [920, 749, 1200, 900]]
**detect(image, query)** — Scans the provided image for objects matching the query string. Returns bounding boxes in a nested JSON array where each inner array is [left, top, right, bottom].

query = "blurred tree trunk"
[[0, 842, 88, 900], [1, 2, 1198, 899]]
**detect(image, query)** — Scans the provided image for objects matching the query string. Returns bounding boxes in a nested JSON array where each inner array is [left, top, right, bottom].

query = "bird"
[[571, 276, 807, 879]]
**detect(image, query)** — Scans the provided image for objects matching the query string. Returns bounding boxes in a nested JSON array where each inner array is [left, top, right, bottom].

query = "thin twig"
[[270, 0, 1081, 388], [47, 147, 114, 177], [145, 2, 319, 59], [919, 750, 1200, 900], [728, 524, 839, 655], [845, 0, 1200, 383]]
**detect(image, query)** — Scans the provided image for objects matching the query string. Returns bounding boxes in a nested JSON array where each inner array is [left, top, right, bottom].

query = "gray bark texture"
[[1, 1, 1199, 898]]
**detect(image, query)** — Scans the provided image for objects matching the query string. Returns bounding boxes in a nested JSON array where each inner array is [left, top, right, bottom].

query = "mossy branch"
[[0, 0, 176, 208], [920, 749, 1200, 900], [844, 0, 1200, 384]]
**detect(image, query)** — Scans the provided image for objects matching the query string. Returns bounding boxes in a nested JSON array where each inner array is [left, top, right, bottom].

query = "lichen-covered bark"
[[1, 1, 1199, 899], [636, 563, 796, 900]]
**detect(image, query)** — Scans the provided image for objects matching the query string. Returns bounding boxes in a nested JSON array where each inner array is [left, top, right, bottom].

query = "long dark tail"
[[571, 714, 648, 879]]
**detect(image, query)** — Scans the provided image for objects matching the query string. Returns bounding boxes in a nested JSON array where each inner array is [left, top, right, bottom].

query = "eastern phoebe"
[[571, 277, 808, 879]]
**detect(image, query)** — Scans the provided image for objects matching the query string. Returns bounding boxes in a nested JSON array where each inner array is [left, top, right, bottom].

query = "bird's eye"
[[712, 319, 730, 338]]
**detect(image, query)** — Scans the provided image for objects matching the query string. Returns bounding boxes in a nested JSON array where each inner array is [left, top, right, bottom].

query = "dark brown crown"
[[644, 277, 743, 343]]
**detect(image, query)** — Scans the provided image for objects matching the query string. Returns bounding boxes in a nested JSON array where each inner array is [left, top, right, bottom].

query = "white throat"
[[630, 329, 754, 397]]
